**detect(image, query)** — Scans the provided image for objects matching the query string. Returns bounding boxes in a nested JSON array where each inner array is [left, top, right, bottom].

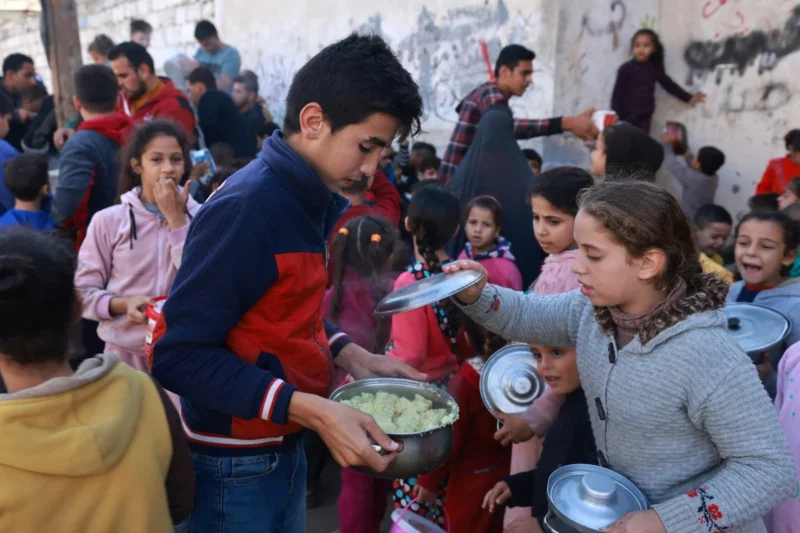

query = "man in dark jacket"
[[187, 67, 255, 158], [53, 64, 132, 249], [0, 53, 38, 151], [232, 72, 266, 146]]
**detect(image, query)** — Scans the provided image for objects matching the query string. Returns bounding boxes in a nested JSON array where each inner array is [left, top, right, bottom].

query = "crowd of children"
[[0, 14, 799, 533]]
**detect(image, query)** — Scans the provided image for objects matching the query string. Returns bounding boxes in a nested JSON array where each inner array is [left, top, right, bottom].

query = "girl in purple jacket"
[[75, 120, 199, 372], [611, 29, 705, 133]]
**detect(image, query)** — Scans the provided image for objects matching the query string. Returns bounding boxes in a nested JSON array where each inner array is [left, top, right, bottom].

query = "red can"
[[145, 296, 168, 360]]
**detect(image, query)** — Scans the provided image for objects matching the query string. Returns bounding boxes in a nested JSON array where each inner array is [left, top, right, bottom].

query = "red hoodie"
[[756, 156, 800, 195], [119, 79, 196, 136], [54, 113, 134, 249]]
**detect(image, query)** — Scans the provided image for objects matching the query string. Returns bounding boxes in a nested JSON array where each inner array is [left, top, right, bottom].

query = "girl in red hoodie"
[[387, 185, 469, 527]]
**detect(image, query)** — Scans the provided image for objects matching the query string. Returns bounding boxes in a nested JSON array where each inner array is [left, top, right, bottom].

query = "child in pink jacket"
[[75, 121, 199, 372], [766, 342, 800, 532], [500, 167, 594, 526], [459, 195, 523, 291]]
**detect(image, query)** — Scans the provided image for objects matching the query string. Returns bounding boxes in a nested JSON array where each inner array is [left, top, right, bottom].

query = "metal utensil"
[[722, 303, 790, 363], [481, 344, 545, 423], [374, 269, 483, 316]]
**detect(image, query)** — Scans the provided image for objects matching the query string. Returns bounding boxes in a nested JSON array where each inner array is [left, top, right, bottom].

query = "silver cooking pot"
[[329, 378, 458, 479], [544, 464, 648, 533], [722, 303, 790, 363]]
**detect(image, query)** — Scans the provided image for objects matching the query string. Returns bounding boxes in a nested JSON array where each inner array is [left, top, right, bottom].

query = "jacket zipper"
[[315, 239, 335, 395]]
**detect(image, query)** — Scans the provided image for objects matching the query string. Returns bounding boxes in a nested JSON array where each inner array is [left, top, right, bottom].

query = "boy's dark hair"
[[419, 156, 440, 173], [748, 193, 780, 213], [88, 34, 115, 56], [694, 204, 733, 229], [697, 146, 725, 176], [259, 121, 280, 138], [118, 120, 190, 201], [528, 166, 594, 216], [209, 142, 234, 169], [785, 129, 800, 152], [411, 142, 436, 159], [0, 229, 76, 366], [74, 64, 119, 113], [108, 42, 155, 74], [233, 73, 258, 94], [209, 169, 234, 190], [284, 33, 422, 139], [465, 195, 504, 229], [410, 179, 442, 195], [736, 211, 800, 254], [0, 91, 13, 116], [187, 67, 217, 90], [130, 19, 153, 36], [4, 153, 49, 202], [522, 148, 542, 166], [2, 53, 33, 75], [22, 84, 48, 102], [603, 122, 664, 182], [195, 20, 218, 40], [494, 44, 535, 78]]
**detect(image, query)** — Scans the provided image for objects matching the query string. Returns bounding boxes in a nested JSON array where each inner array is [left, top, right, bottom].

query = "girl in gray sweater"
[[444, 181, 795, 533]]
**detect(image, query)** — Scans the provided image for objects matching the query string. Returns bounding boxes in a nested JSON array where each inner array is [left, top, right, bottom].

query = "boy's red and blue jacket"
[[151, 132, 353, 456]]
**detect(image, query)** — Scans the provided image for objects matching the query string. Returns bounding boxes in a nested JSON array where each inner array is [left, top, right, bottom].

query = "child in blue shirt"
[[0, 153, 55, 232]]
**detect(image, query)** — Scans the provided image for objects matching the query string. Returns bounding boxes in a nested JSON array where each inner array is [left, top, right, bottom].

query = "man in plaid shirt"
[[438, 44, 598, 183]]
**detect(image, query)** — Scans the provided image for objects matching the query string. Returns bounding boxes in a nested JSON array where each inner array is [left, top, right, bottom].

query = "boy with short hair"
[[0, 152, 54, 231], [130, 19, 152, 48], [193, 20, 241, 92], [522, 147, 542, 175], [21, 84, 47, 115], [419, 155, 441, 180], [757, 129, 800, 195], [693, 203, 734, 284], [53, 64, 132, 248], [664, 140, 725, 219], [152, 33, 425, 532]]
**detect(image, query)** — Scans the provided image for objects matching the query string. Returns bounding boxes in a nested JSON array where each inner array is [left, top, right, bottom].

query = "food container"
[[544, 464, 648, 533], [390, 496, 449, 533], [591, 111, 618, 133], [330, 378, 458, 479], [374, 269, 483, 316], [722, 303, 790, 363], [480, 344, 545, 428], [664, 121, 688, 155], [144, 296, 167, 359]]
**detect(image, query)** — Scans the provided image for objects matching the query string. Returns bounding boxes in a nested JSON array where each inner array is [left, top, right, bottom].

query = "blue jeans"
[[175, 440, 307, 533]]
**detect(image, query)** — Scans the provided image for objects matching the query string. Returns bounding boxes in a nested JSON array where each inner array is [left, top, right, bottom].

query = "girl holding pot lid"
[[444, 180, 795, 533]]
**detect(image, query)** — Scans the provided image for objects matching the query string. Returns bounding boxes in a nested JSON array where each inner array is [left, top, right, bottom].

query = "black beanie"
[[604, 122, 665, 182]]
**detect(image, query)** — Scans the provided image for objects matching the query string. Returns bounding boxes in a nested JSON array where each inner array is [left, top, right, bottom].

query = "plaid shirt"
[[438, 82, 563, 184]]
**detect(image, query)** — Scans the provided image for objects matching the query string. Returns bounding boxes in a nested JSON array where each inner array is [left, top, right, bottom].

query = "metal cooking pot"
[[544, 464, 648, 533], [722, 303, 790, 363], [480, 343, 545, 430], [329, 378, 458, 479]]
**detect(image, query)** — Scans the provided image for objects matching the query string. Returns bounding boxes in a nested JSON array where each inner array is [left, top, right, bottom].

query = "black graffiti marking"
[[719, 81, 792, 113], [580, 0, 627, 37], [684, 6, 800, 82]]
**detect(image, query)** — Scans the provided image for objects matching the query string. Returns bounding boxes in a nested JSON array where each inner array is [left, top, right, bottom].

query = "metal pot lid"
[[722, 303, 790, 355], [374, 269, 483, 316], [480, 343, 545, 414], [548, 464, 648, 531]]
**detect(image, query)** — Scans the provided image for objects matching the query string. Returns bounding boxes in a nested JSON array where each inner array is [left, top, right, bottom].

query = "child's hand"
[[601, 509, 666, 533], [441, 260, 488, 305], [125, 295, 152, 325], [189, 162, 210, 182], [503, 516, 541, 533], [689, 92, 707, 106], [493, 412, 535, 446], [482, 481, 511, 513], [155, 178, 190, 230], [412, 484, 437, 503]]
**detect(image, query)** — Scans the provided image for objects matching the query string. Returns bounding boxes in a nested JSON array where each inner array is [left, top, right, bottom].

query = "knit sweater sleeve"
[[455, 285, 582, 347], [651, 363, 795, 532]]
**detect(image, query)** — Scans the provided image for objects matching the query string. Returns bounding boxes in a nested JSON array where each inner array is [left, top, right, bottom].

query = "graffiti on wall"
[[684, 5, 800, 83], [719, 80, 792, 113], [579, 0, 627, 49]]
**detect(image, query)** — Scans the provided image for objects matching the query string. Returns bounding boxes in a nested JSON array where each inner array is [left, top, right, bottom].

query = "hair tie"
[[338, 228, 349, 236], [371, 234, 382, 243]]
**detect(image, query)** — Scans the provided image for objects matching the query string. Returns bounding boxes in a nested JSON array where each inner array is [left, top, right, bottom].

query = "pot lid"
[[480, 344, 545, 414], [548, 464, 648, 531], [374, 269, 483, 316], [722, 303, 790, 355]]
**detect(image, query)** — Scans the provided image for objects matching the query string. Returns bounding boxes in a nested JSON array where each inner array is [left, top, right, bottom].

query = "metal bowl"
[[329, 378, 458, 479]]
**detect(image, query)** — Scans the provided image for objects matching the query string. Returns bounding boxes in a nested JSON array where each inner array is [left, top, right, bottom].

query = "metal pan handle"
[[543, 511, 561, 533], [497, 419, 504, 431], [371, 440, 404, 455]]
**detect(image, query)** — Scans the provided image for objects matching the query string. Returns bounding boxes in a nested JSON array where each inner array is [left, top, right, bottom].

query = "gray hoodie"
[[458, 286, 795, 533]]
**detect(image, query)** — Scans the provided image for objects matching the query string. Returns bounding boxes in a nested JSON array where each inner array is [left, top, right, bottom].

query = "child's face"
[[778, 189, 800, 211], [0, 113, 10, 139], [735, 219, 795, 287], [466, 206, 500, 254], [421, 167, 438, 180], [696, 222, 731, 257], [22, 98, 42, 114], [132, 135, 185, 192], [531, 195, 576, 255], [590, 133, 607, 177], [788, 149, 800, 165], [632, 34, 655, 62], [530, 344, 579, 394], [89, 49, 108, 65], [527, 159, 541, 175], [572, 211, 660, 310]]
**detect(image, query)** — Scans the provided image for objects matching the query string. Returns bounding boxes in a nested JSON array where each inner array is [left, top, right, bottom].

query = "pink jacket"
[[766, 342, 800, 532], [385, 271, 465, 380], [75, 187, 199, 351], [458, 252, 523, 291]]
